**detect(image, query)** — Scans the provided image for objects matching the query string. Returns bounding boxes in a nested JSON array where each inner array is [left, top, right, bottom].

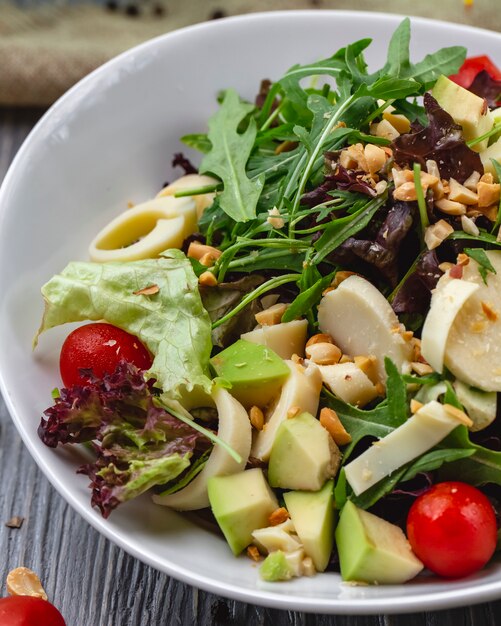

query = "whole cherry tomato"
[[59, 322, 152, 388], [0, 596, 66, 626], [406, 481, 497, 579], [449, 55, 501, 88]]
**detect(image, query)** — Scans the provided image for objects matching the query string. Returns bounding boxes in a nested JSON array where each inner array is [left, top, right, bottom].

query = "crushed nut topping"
[[133, 284, 160, 296], [7, 568, 48, 600], [481, 301, 498, 322], [268, 507, 290, 526], [246, 545, 262, 562], [249, 406, 265, 431]]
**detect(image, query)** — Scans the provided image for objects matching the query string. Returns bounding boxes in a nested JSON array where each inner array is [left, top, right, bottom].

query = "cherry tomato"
[[0, 596, 66, 626], [406, 481, 497, 578], [59, 322, 152, 388], [449, 55, 501, 88]]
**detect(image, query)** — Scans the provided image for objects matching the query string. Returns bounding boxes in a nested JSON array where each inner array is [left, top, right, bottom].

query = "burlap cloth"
[[0, 0, 498, 107]]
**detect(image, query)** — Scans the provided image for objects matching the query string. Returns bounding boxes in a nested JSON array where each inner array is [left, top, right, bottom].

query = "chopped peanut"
[[393, 181, 417, 202], [353, 355, 379, 385], [306, 333, 333, 347], [364, 144, 387, 175], [435, 198, 467, 216], [391, 167, 414, 187], [439, 261, 454, 272], [456, 253, 470, 266], [187, 241, 222, 261], [477, 204, 499, 222], [249, 405, 265, 431], [463, 170, 481, 191], [268, 507, 290, 526], [480, 173, 494, 184], [424, 220, 454, 250], [247, 545, 262, 561], [331, 270, 358, 288], [410, 399, 424, 414], [411, 361, 434, 376], [461, 215, 480, 237], [448, 178, 479, 205], [305, 342, 342, 365], [267, 207, 285, 229], [339, 149, 358, 170], [287, 406, 301, 419], [319, 407, 352, 445], [477, 181, 501, 208], [199, 271, 217, 287], [255, 303, 288, 326], [7, 568, 47, 600], [443, 404, 474, 428], [199, 252, 218, 267]]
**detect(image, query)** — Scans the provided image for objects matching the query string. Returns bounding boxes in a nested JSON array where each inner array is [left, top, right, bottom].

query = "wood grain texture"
[[0, 10, 500, 621]]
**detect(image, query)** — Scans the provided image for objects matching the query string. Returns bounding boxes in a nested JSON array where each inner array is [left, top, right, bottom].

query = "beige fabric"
[[0, 0, 499, 107]]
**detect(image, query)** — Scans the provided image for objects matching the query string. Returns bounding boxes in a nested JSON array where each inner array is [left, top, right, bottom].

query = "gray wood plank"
[[0, 101, 500, 625]]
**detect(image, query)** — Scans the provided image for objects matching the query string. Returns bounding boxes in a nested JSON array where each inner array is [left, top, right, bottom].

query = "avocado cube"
[[210, 339, 290, 408], [335, 500, 423, 584], [207, 468, 278, 555], [432, 75, 493, 152], [283, 480, 335, 572], [259, 550, 294, 582], [268, 412, 340, 491]]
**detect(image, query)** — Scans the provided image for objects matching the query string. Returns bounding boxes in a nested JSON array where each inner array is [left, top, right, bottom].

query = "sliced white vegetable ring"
[[88, 196, 196, 262], [421, 277, 479, 374], [152, 387, 251, 511]]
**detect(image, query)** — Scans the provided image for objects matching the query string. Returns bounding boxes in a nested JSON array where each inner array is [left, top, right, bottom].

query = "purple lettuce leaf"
[[328, 201, 415, 287], [301, 164, 375, 208], [468, 70, 501, 109], [392, 250, 443, 315], [39, 361, 209, 517], [172, 152, 198, 175], [392, 93, 483, 183]]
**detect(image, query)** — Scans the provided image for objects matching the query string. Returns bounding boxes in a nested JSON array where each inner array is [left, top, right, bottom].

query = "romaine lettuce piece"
[[35, 250, 212, 399]]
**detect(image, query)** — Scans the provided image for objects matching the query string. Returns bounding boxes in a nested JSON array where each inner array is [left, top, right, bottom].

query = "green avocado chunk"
[[207, 468, 278, 555], [259, 550, 294, 582], [335, 500, 423, 584], [283, 480, 335, 572], [210, 339, 290, 408], [268, 412, 340, 491], [432, 75, 493, 151]]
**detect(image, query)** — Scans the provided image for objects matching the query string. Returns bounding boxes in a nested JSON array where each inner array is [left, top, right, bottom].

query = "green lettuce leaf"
[[35, 250, 212, 398]]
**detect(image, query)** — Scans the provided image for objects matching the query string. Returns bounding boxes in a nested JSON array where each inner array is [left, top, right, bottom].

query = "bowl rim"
[[1, 9, 501, 615]]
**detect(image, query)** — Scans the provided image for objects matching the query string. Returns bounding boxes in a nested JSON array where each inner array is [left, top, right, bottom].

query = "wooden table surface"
[[1, 2, 501, 624]]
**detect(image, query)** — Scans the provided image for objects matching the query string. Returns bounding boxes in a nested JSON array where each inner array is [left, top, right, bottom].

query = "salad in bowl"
[[0, 11, 500, 611], [33, 17, 501, 587]]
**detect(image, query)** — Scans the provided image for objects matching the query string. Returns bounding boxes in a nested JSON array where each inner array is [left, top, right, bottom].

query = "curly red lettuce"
[[391, 93, 483, 183], [468, 70, 501, 109], [39, 361, 209, 518]]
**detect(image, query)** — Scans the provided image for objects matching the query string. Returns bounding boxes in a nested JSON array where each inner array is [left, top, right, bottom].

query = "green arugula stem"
[[466, 123, 501, 148], [413, 162, 429, 235], [161, 401, 241, 464], [174, 183, 222, 197], [363, 98, 395, 126], [387, 253, 422, 303], [211, 273, 300, 330], [288, 92, 360, 236]]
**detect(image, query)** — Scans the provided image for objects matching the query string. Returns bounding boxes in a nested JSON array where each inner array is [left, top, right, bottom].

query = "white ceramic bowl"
[[1, 10, 500, 615]]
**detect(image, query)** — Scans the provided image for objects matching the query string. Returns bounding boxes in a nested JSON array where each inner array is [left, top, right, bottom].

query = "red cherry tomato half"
[[59, 322, 152, 388], [0, 596, 66, 626], [449, 55, 501, 88], [406, 481, 497, 579]]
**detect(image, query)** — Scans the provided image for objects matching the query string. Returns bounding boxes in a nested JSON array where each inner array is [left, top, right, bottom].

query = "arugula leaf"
[[465, 247, 497, 284], [181, 133, 212, 154], [200, 89, 265, 222], [384, 357, 409, 424], [36, 250, 213, 399], [281, 271, 333, 323], [410, 46, 467, 89], [312, 192, 388, 264], [382, 17, 411, 78]]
